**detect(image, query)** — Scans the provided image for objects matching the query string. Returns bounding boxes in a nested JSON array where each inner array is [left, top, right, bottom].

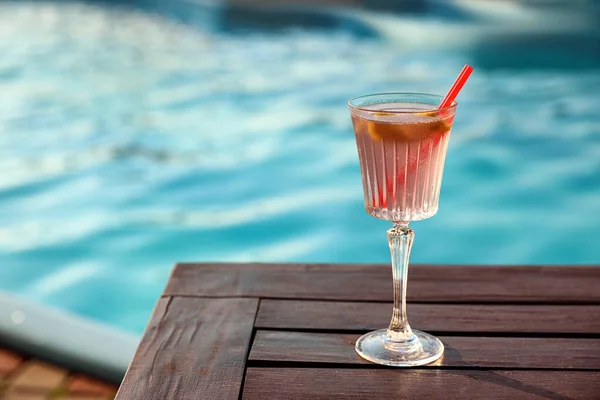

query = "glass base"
[[355, 329, 444, 367]]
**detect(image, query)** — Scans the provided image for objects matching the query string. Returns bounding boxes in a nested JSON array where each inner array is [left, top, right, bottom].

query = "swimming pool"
[[1, 0, 599, 334]]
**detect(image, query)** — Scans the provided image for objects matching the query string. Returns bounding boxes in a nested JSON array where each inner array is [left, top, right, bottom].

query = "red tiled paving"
[[0, 350, 23, 378], [68, 374, 118, 397], [2, 393, 47, 400], [7, 360, 69, 392], [0, 346, 118, 400]]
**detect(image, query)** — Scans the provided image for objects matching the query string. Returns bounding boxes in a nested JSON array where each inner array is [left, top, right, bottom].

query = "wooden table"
[[115, 263, 600, 399]]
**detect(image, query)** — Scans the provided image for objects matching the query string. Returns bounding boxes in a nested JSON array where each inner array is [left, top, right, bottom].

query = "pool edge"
[[0, 291, 139, 384]]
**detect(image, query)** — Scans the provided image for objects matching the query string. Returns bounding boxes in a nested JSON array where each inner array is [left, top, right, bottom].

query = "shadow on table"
[[443, 345, 575, 400]]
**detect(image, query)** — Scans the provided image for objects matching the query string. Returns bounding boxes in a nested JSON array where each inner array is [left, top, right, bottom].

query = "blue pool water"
[[1, 0, 599, 333]]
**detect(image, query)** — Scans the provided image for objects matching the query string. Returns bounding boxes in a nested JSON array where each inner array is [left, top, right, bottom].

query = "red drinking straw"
[[389, 64, 474, 195], [439, 64, 473, 108]]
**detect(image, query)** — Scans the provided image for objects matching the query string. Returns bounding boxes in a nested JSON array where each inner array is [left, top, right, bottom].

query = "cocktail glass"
[[348, 92, 457, 366]]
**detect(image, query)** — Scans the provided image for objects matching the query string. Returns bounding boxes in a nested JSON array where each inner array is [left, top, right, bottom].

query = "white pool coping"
[[0, 291, 139, 384]]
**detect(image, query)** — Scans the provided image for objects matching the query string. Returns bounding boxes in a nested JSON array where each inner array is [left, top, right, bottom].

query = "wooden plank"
[[165, 263, 600, 303], [243, 368, 600, 400], [249, 331, 600, 370], [115, 297, 258, 400], [256, 300, 600, 334]]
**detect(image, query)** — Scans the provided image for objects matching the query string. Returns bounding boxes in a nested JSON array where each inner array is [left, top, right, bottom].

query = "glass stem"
[[386, 223, 415, 342]]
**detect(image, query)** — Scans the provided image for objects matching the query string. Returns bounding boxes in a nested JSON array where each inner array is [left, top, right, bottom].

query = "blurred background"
[[0, 0, 599, 335]]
